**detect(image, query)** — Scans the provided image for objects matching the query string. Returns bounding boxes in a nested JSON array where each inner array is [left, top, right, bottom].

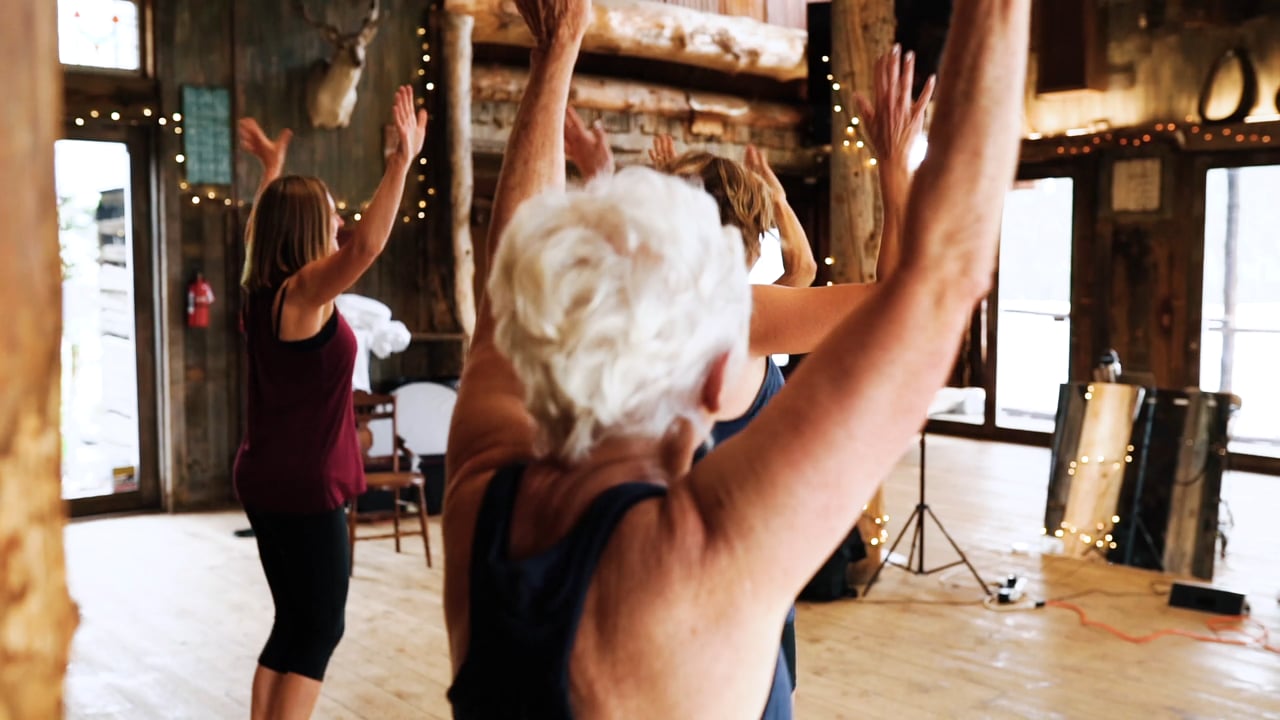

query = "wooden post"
[[0, 0, 79, 716], [830, 0, 894, 284], [830, 0, 895, 573], [444, 12, 477, 340]]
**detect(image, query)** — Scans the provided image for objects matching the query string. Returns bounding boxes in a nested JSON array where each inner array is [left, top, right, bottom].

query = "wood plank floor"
[[63, 436, 1280, 719]]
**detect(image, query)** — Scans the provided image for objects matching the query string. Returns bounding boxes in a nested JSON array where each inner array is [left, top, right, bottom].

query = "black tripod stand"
[[862, 431, 990, 597]]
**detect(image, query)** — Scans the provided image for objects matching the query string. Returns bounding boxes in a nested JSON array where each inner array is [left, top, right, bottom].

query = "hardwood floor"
[[63, 436, 1280, 719]]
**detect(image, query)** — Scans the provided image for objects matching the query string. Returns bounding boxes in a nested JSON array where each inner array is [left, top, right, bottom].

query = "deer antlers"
[[293, 0, 381, 46]]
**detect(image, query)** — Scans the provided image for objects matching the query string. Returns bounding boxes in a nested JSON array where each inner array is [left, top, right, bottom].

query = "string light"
[[819, 54, 876, 170], [1032, 116, 1280, 154], [353, 213, 362, 221], [110, 111, 121, 121]]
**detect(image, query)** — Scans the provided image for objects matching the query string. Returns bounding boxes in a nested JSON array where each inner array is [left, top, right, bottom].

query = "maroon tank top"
[[233, 283, 365, 513]]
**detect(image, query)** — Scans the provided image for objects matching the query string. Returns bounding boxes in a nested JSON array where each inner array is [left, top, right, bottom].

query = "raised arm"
[[447, 0, 590, 485], [745, 48, 935, 355], [680, 0, 1030, 611], [565, 106, 615, 181], [238, 118, 292, 208], [856, 47, 935, 282], [290, 85, 427, 307], [745, 145, 816, 288]]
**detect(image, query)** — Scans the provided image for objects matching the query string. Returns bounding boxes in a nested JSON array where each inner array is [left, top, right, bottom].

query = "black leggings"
[[246, 506, 350, 681]]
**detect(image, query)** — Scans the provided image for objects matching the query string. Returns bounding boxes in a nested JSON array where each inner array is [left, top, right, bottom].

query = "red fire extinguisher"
[[187, 272, 215, 329]]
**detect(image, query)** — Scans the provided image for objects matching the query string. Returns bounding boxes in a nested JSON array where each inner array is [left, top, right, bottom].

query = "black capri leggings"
[[246, 506, 350, 681]]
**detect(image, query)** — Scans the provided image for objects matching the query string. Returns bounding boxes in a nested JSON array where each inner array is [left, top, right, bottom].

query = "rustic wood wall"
[[154, 0, 460, 509], [1026, 5, 1280, 135], [1019, 6, 1280, 395]]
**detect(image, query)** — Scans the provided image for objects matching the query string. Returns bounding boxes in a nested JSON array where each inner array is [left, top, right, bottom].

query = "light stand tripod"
[[862, 430, 991, 597]]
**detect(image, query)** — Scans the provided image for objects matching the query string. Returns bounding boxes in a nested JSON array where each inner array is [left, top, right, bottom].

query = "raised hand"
[[515, 0, 591, 50], [744, 145, 785, 199], [648, 134, 678, 170], [387, 84, 429, 170], [853, 44, 935, 169], [565, 107, 614, 180], [238, 117, 292, 176]]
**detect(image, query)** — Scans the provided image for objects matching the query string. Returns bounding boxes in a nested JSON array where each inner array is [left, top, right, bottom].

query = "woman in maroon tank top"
[[233, 85, 426, 720]]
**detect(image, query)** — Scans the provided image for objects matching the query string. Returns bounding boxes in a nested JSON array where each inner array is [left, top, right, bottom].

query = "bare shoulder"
[[571, 485, 787, 717]]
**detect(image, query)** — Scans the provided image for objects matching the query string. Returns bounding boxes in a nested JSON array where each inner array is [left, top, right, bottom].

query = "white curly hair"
[[488, 166, 752, 461]]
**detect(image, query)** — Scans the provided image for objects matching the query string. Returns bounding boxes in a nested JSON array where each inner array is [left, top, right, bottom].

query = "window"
[[1201, 165, 1280, 458], [58, 0, 142, 71]]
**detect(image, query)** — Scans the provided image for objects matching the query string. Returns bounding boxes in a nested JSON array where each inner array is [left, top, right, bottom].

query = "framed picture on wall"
[[1111, 157, 1163, 213]]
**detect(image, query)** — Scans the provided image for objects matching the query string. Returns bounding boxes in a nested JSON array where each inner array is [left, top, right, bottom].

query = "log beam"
[[0, 0, 79, 716], [470, 65, 820, 174], [474, 64, 806, 129], [446, 0, 808, 82], [444, 12, 477, 341]]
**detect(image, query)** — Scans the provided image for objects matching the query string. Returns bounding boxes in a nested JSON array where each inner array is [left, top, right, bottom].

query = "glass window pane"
[[995, 177, 1074, 432], [56, 140, 142, 500], [58, 0, 141, 71], [1201, 165, 1280, 458]]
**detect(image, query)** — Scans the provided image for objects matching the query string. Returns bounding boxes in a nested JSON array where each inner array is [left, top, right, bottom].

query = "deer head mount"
[[294, 0, 383, 129]]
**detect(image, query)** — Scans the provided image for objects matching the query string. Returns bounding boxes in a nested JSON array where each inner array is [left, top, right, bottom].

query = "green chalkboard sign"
[[182, 86, 232, 185]]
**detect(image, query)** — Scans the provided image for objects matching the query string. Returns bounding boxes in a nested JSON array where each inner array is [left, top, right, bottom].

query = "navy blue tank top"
[[694, 356, 797, 693], [447, 465, 793, 719], [711, 356, 785, 446]]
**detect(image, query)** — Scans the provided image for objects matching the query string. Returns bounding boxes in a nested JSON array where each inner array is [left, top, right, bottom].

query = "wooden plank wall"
[[1025, 6, 1280, 135], [155, 0, 460, 509], [1020, 6, 1280, 392]]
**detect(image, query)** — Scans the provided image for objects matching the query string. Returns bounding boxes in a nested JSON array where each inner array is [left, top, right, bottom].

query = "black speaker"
[[1112, 389, 1234, 579], [807, 2, 832, 146]]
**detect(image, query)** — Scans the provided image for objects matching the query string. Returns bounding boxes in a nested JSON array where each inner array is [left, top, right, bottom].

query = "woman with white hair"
[[443, 0, 1030, 717], [564, 48, 934, 698]]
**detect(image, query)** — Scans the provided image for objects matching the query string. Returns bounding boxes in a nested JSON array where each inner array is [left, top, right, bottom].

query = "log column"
[[444, 12, 477, 340], [0, 0, 79, 716], [830, 0, 895, 571]]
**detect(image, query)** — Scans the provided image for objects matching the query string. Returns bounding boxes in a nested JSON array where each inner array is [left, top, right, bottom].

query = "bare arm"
[[565, 106, 615, 181], [856, 48, 936, 282], [745, 145, 816, 288], [446, 1, 589, 489], [679, 0, 1030, 612], [238, 118, 292, 213], [745, 50, 937, 355], [290, 85, 427, 307]]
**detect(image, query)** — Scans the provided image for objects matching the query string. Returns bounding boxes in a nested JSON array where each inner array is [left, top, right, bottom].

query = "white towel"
[[335, 294, 411, 392]]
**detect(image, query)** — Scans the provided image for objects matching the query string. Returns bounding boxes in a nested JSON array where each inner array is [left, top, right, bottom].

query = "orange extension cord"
[[1044, 600, 1280, 655]]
